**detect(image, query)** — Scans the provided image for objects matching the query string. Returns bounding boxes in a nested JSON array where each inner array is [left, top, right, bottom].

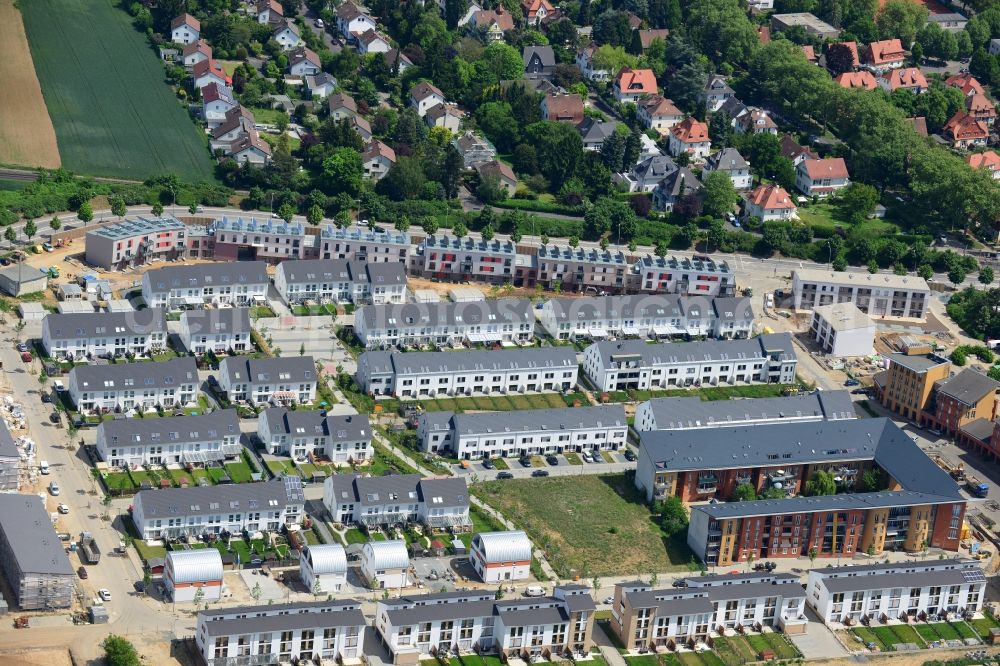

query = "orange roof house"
[[967, 93, 996, 126], [943, 111, 989, 148], [667, 117, 711, 159], [834, 71, 877, 90], [864, 39, 906, 70], [744, 184, 797, 221], [877, 67, 928, 92], [945, 73, 984, 97], [521, 0, 555, 25], [966, 151, 1000, 179], [613, 68, 657, 102]]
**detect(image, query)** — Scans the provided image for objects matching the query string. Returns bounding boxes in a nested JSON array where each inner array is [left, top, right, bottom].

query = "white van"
[[39, 460, 50, 475], [524, 585, 545, 597]]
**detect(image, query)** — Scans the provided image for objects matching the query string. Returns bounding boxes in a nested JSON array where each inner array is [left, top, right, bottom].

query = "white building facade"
[[42, 309, 168, 360], [274, 259, 407, 306], [792, 268, 930, 321], [96, 409, 242, 468], [361, 540, 410, 589], [218, 356, 317, 405], [354, 299, 535, 349], [809, 302, 877, 357], [300, 544, 348, 593], [179, 308, 252, 355], [68, 357, 200, 414], [141, 262, 269, 310], [471, 531, 532, 583], [257, 408, 370, 464]]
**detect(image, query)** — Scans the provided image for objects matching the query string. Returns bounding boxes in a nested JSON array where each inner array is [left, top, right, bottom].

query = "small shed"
[[89, 605, 109, 624], [448, 287, 484, 303], [412, 289, 441, 304], [18, 302, 45, 321], [451, 538, 466, 556], [57, 300, 95, 314], [0, 265, 48, 297], [471, 530, 533, 583], [360, 540, 409, 589], [105, 299, 134, 313], [300, 544, 348, 593], [164, 549, 224, 602], [57, 283, 83, 301]]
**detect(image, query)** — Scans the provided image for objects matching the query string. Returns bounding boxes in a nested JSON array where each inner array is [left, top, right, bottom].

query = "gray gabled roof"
[[644, 390, 855, 430], [325, 473, 469, 509], [358, 299, 533, 330], [544, 294, 750, 324], [814, 559, 981, 594], [936, 368, 1000, 406], [98, 409, 240, 448], [631, 154, 678, 182], [888, 352, 950, 373], [705, 147, 749, 172], [278, 258, 406, 287], [591, 333, 795, 369], [0, 494, 74, 576], [453, 404, 625, 437], [0, 418, 18, 460], [360, 347, 578, 376], [220, 355, 316, 386], [261, 408, 370, 442], [180, 308, 252, 335], [657, 167, 702, 198], [137, 478, 304, 520], [70, 357, 199, 391], [200, 600, 364, 637], [523, 45, 555, 68], [145, 261, 269, 293], [578, 118, 620, 144], [45, 308, 166, 340]]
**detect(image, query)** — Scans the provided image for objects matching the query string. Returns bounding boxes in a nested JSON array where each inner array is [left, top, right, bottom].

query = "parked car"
[[496, 471, 514, 480], [48, 481, 60, 496], [545, 455, 559, 466], [844, 379, 860, 387], [482, 458, 494, 470], [602, 596, 614, 605], [315, 18, 325, 27], [15, 343, 29, 353], [531, 469, 550, 477], [57, 503, 69, 514], [581, 451, 593, 462], [671, 579, 688, 588], [53, 380, 66, 392], [98, 588, 111, 602], [623, 450, 637, 462], [77, 567, 88, 579], [42, 243, 54, 252], [851, 388, 869, 395], [40, 392, 51, 404], [20, 351, 32, 363], [518, 457, 532, 468]]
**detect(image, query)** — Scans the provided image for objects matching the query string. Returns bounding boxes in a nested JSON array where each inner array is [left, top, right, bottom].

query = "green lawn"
[[266, 459, 300, 477], [344, 528, 368, 545], [564, 452, 583, 465], [413, 391, 579, 414], [134, 540, 167, 562], [970, 614, 1000, 639], [249, 106, 291, 124], [603, 384, 798, 403], [224, 461, 254, 483], [475, 473, 692, 577], [491, 457, 509, 470], [19, 0, 215, 180], [102, 471, 137, 493]]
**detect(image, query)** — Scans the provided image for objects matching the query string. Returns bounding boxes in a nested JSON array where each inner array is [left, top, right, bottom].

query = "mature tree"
[[320, 148, 363, 196], [649, 0, 682, 28], [910, 40, 924, 65], [3, 227, 15, 251], [591, 45, 638, 73], [593, 10, 632, 47], [525, 122, 584, 189], [708, 112, 733, 147], [277, 203, 296, 223], [102, 635, 141, 666], [623, 130, 643, 169], [444, 0, 468, 29], [378, 156, 427, 200], [838, 182, 879, 223], [825, 42, 857, 76], [306, 204, 324, 225], [441, 146, 464, 200], [702, 170, 739, 218], [77, 201, 93, 223], [151, 201, 164, 217], [23, 219, 36, 245], [918, 264, 934, 279], [686, 0, 760, 65], [877, 0, 929, 45], [452, 221, 468, 239], [949, 266, 968, 286], [476, 102, 521, 153], [917, 22, 958, 60], [659, 496, 689, 536], [980, 266, 996, 285], [731, 483, 757, 502], [477, 175, 509, 203], [805, 470, 837, 497], [586, 197, 638, 241], [861, 468, 886, 493], [480, 42, 525, 83], [111, 197, 127, 218], [600, 131, 627, 172]]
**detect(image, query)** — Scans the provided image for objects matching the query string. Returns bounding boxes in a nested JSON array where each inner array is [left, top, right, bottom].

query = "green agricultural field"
[[19, 0, 215, 181]]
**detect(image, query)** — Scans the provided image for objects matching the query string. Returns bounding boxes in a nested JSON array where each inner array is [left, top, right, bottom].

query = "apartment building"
[[217, 356, 317, 406], [96, 409, 242, 467], [809, 302, 876, 357], [319, 225, 410, 263], [141, 261, 269, 309], [68, 357, 200, 414], [85, 216, 188, 270], [356, 348, 579, 398], [273, 258, 407, 306], [212, 217, 311, 262], [806, 559, 986, 624], [42, 309, 168, 359], [417, 405, 627, 459], [375, 586, 595, 663], [611, 574, 807, 651], [634, 389, 856, 432], [0, 494, 75, 610], [636, 256, 737, 296], [257, 408, 370, 464], [323, 473, 471, 529], [923, 368, 1000, 436], [354, 299, 534, 349], [179, 307, 252, 355], [196, 600, 365, 665], [792, 268, 930, 321], [132, 477, 305, 540], [582, 334, 797, 392], [538, 295, 754, 341], [533, 245, 635, 293], [412, 235, 518, 283], [876, 351, 952, 422]]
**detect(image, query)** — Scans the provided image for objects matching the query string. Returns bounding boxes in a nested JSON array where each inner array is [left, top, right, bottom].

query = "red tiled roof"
[[521, 0, 554, 17], [967, 93, 996, 116], [171, 13, 200, 31], [614, 68, 657, 95], [474, 9, 515, 31], [866, 39, 905, 65], [290, 46, 321, 67], [801, 158, 849, 180], [363, 140, 397, 163], [906, 116, 928, 137], [638, 94, 682, 117], [182, 40, 212, 58], [834, 71, 877, 90], [477, 160, 518, 184], [966, 151, 1000, 171], [944, 111, 989, 141], [747, 184, 796, 210], [638, 29, 670, 49], [256, 0, 284, 15], [945, 73, 984, 97], [671, 117, 709, 143], [193, 59, 232, 86], [201, 82, 234, 105], [879, 67, 927, 90], [801, 45, 815, 60]]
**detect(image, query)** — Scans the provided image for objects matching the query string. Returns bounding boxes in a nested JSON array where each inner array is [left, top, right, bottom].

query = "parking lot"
[[453, 449, 637, 479], [255, 315, 356, 373]]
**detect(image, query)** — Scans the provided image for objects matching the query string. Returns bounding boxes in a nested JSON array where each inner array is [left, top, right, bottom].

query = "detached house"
[[42, 309, 167, 360], [470, 9, 514, 41], [863, 39, 906, 72], [834, 71, 878, 90], [522, 0, 555, 25], [210, 106, 256, 151], [230, 131, 272, 165], [201, 83, 237, 129], [578, 118, 620, 151], [636, 94, 683, 135], [945, 73, 984, 97], [615, 154, 678, 193], [667, 117, 711, 159], [272, 19, 303, 50], [362, 140, 396, 180], [652, 167, 703, 212], [425, 103, 464, 133], [613, 68, 657, 103], [304, 72, 337, 99], [795, 158, 850, 197], [179, 307, 252, 356], [336, 2, 377, 38], [780, 134, 819, 165], [288, 47, 321, 76], [328, 92, 359, 121], [453, 132, 496, 167], [734, 108, 777, 135], [356, 29, 391, 54], [703, 75, 735, 112], [744, 184, 797, 221], [966, 150, 1000, 179], [192, 60, 231, 90], [967, 93, 997, 127], [523, 46, 556, 79], [541, 93, 584, 124], [217, 356, 318, 406], [410, 81, 446, 116], [476, 161, 518, 196], [576, 45, 610, 82], [170, 14, 200, 44], [256, 0, 284, 23], [181, 40, 212, 68], [636, 29, 670, 51], [943, 111, 989, 149], [878, 67, 928, 93], [702, 148, 752, 190]]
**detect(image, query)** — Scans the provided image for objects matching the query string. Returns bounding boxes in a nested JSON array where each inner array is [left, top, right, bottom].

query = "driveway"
[[789, 607, 850, 659], [454, 456, 636, 479]]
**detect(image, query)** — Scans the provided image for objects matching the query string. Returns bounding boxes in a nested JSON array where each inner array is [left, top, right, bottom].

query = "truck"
[[79, 535, 101, 564], [966, 475, 990, 498]]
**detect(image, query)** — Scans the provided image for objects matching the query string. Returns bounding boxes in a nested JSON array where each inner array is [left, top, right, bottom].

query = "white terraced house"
[[96, 409, 241, 468], [196, 600, 365, 666], [217, 356, 317, 406], [636, 255, 737, 296], [323, 473, 471, 529], [257, 408, 371, 464], [806, 559, 986, 624], [537, 295, 754, 341], [141, 262, 269, 309], [179, 308, 252, 355], [274, 258, 407, 306], [582, 333, 798, 392], [417, 405, 627, 460], [131, 477, 305, 540], [356, 348, 579, 399], [354, 299, 534, 349], [68, 357, 200, 414], [375, 587, 595, 662], [42, 309, 167, 360]]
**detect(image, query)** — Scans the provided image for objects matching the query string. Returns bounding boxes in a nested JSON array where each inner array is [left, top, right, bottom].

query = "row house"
[[611, 575, 807, 651], [806, 559, 986, 625], [42, 309, 167, 360], [635, 389, 856, 433], [417, 404, 627, 459], [257, 408, 371, 464], [320, 224, 410, 263], [582, 333, 797, 393], [201, 82, 237, 129], [323, 473, 471, 529], [96, 409, 241, 468], [636, 94, 684, 135], [197, 600, 365, 666], [85, 216, 188, 270], [179, 307, 253, 356], [274, 258, 407, 306], [217, 356, 318, 406], [791, 268, 929, 320], [68, 357, 200, 414], [356, 347, 579, 399], [636, 255, 736, 296], [375, 587, 594, 663], [795, 158, 850, 197], [412, 234, 518, 283], [537, 294, 754, 341], [212, 217, 310, 263], [354, 299, 534, 349], [141, 261, 269, 309], [132, 477, 305, 540], [0, 495, 75, 611], [534, 244, 634, 293]]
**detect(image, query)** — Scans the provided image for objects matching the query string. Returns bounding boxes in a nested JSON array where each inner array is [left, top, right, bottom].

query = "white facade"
[[141, 262, 268, 310], [273, 23, 303, 50], [218, 356, 318, 406], [257, 408, 371, 464], [806, 560, 986, 625], [165, 549, 224, 603], [171, 19, 200, 44], [42, 309, 167, 360], [300, 544, 348, 593], [96, 409, 241, 468], [792, 268, 930, 321], [636, 255, 737, 296], [324, 474, 471, 530], [68, 357, 199, 414], [809, 302, 876, 357], [471, 531, 532, 583], [354, 298, 534, 349], [179, 308, 252, 355], [361, 540, 410, 589], [575, 47, 610, 82], [274, 259, 407, 306]]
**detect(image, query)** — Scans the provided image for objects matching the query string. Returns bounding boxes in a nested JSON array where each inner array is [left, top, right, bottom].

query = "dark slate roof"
[[0, 419, 18, 460], [887, 352, 950, 373], [814, 560, 981, 594], [631, 154, 678, 182], [200, 600, 364, 637], [358, 299, 533, 329], [45, 309, 166, 340], [959, 417, 994, 443], [220, 356, 316, 385], [643, 390, 856, 430], [325, 473, 469, 509], [578, 118, 620, 144], [180, 308, 252, 335], [145, 262, 269, 293], [694, 490, 961, 520], [452, 405, 625, 437], [70, 357, 199, 391], [278, 258, 406, 287], [0, 494, 74, 576], [544, 294, 750, 324], [261, 408, 370, 442], [705, 147, 749, 172], [137, 478, 304, 519], [591, 333, 795, 368], [936, 368, 1000, 406], [711, 297, 753, 321], [657, 167, 703, 197], [360, 347, 578, 376], [98, 409, 240, 448], [522, 45, 556, 68]]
